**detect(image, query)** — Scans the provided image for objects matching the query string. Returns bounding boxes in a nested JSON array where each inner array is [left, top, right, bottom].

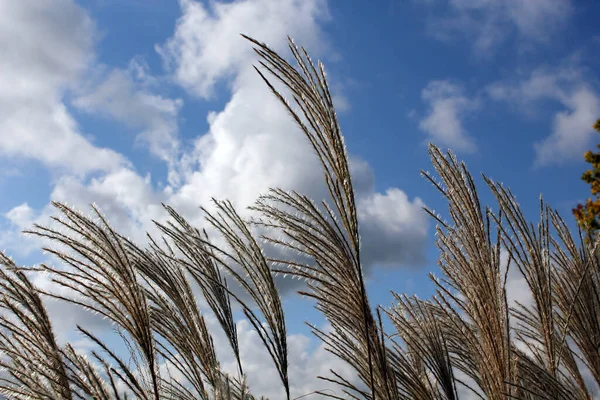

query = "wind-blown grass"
[[0, 35, 599, 400]]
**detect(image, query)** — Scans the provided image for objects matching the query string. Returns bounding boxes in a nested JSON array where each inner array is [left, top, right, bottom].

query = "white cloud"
[[419, 80, 478, 153], [153, 0, 429, 270], [503, 261, 534, 312], [156, 0, 329, 99], [211, 319, 359, 399], [5, 203, 35, 229], [73, 63, 184, 184], [421, 0, 573, 56], [358, 189, 428, 266], [332, 93, 351, 113], [1, 203, 39, 258], [0, 3, 431, 393], [0, 0, 128, 175], [1, 0, 429, 276], [50, 169, 164, 243], [534, 88, 599, 167], [168, 74, 329, 215], [0, 0, 431, 276], [488, 63, 600, 167]]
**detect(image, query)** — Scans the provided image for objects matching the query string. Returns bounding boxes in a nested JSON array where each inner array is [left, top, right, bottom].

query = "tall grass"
[[0, 36, 598, 399]]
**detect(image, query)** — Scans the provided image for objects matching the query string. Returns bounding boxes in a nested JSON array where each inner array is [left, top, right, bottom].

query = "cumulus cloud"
[[358, 189, 428, 266], [151, 0, 428, 270], [51, 169, 164, 241], [0, 0, 127, 175], [420, 0, 573, 56], [5, 203, 35, 229], [0, 0, 430, 278], [153, 0, 334, 220], [418, 80, 478, 153], [0, 0, 430, 282], [210, 319, 360, 398], [488, 63, 600, 167], [0, 2, 432, 394], [156, 0, 329, 99], [534, 88, 600, 167], [0, 203, 40, 258], [72, 62, 184, 184], [502, 256, 534, 312]]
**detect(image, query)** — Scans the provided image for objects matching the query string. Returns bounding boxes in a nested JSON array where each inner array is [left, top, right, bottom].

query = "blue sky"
[[1, 0, 599, 396]]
